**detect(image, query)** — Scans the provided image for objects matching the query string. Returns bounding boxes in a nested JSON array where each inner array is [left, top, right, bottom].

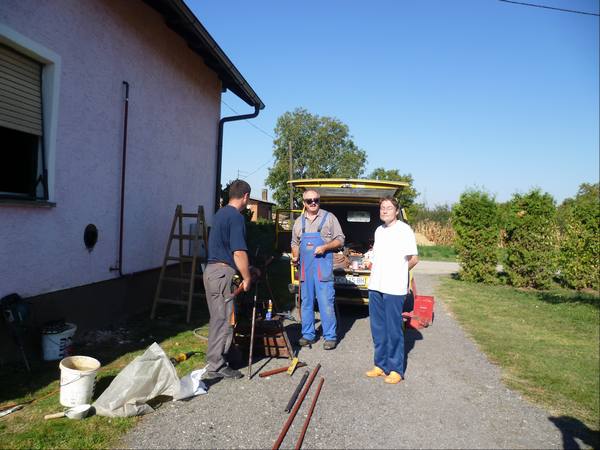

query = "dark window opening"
[[0, 126, 43, 199]]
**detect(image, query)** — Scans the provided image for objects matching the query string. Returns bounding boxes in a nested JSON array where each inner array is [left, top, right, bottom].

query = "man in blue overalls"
[[291, 189, 345, 350]]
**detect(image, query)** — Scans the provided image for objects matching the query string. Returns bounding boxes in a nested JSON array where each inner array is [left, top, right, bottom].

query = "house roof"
[[144, 0, 264, 109], [249, 197, 276, 206]]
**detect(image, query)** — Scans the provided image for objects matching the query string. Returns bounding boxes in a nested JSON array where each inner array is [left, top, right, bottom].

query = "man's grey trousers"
[[203, 263, 236, 372]]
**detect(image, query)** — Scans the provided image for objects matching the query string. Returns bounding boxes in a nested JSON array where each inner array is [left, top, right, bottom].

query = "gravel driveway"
[[121, 262, 566, 449]]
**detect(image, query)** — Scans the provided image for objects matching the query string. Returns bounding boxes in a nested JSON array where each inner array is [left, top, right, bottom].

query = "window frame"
[[0, 25, 61, 205]]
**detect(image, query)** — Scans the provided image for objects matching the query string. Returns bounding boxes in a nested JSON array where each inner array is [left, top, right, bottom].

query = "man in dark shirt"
[[203, 180, 253, 380]]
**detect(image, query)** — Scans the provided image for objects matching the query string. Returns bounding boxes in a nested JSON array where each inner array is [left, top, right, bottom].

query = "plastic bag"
[[93, 342, 179, 417], [173, 368, 208, 401]]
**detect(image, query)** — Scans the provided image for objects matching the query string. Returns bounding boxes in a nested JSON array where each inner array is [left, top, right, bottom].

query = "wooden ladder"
[[150, 204, 207, 323]]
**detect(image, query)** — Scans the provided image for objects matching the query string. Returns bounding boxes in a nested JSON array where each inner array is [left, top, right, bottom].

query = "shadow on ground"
[[548, 416, 600, 449]]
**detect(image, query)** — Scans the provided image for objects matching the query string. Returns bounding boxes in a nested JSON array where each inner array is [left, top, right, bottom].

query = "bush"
[[504, 189, 558, 289], [452, 190, 499, 283], [246, 221, 279, 263], [558, 183, 599, 290]]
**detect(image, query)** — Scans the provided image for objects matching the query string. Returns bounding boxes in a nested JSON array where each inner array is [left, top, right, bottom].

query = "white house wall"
[[0, 0, 220, 298]]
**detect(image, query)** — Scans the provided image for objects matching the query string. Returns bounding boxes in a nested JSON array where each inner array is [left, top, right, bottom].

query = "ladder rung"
[[180, 213, 200, 218], [172, 234, 201, 240], [156, 298, 188, 306], [166, 256, 194, 262]]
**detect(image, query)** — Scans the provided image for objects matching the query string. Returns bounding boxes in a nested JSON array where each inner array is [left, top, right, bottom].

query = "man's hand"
[[242, 278, 252, 292], [314, 245, 325, 256]]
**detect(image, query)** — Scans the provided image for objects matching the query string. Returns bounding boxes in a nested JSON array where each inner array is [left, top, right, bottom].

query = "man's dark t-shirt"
[[207, 205, 247, 270]]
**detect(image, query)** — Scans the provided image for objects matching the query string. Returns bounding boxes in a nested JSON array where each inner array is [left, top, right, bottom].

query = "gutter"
[[215, 105, 261, 212]]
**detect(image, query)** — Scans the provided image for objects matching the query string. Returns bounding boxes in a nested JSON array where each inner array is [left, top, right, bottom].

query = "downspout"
[[110, 81, 129, 276], [214, 104, 260, 212]]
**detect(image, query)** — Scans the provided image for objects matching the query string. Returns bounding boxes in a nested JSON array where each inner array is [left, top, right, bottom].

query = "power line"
[[221, 100, 275, 139], [498, 0, 600, 16]]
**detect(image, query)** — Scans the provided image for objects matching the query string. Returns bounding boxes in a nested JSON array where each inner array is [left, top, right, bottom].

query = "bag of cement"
[[173, 368, 208, 401], [93, 342, 179, 417]]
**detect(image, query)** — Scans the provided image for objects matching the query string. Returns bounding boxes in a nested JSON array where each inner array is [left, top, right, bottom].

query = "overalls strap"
[[301, 211, 329, 234]]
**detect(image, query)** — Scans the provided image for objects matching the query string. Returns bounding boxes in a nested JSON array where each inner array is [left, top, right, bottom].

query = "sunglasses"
[[303, 197, 320, 205]]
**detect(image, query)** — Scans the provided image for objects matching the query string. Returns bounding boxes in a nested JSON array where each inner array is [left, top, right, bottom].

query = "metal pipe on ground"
[[294, 377, 324, 450], [284, 370, 309, 413], [272, 363, 321, 450]]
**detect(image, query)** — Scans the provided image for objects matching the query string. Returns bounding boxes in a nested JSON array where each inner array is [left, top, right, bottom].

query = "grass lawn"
[[417, 245, 457, 262], [0, 257, 294, 449], [438, 278, 599, 431]]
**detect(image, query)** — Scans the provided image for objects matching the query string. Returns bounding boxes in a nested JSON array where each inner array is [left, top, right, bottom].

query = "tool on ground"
[[284, 370, 309, 413], [169, 351, 198, 366], [259, 362, 307, 378], [272, 363, 321, 450], [44, 404, 91, 420], [247, 280, 260, 379], [287, 348, 300, 375], [294, 377, 324, 450], [0, 404, 24, 418]]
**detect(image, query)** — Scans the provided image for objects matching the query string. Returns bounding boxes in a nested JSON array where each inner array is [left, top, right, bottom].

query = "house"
[[0, 0, 264, 360], [247, 190, 276, 222]]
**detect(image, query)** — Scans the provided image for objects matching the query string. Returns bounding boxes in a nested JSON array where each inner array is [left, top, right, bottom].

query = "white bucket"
[[42, 322, 77, 361], [59, 356, 101, 407]]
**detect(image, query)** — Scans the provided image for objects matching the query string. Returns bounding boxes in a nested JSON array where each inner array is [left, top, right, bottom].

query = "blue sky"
[[186, 0, 599, 207]]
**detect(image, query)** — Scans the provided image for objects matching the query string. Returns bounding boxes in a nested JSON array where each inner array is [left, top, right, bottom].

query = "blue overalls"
[[299, 212, 337, 342]]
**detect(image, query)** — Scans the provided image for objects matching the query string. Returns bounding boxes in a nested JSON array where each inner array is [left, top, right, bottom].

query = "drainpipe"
[[110, 81, 129, 276], [214, 104, 260, 212]]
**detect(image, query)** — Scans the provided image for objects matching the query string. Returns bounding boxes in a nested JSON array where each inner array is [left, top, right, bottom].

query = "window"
[[0, 26, 61, 204], [0, 44, 47, 200], [347, 211, 371, 223]]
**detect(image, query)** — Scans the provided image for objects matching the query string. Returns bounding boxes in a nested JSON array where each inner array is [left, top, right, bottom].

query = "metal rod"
[[247, 281, 259, 379], [294, 377, 324, 450], [259, 362, 306, 378], [272, 363, 321, 450], [285, 370, 309, 413]]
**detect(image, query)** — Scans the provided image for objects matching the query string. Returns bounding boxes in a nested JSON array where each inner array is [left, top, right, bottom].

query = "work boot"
[[323, 340, 337, 350], [384, 371, 403, 384], [298, 337, 317, 347], [365, 366, 385, 378], [218, 366, 243, 379]]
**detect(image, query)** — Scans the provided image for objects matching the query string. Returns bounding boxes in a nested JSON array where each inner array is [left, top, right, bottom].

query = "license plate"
[[335, 275, 366, 286]]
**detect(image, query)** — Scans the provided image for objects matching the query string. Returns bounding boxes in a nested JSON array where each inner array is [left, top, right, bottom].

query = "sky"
[[185, 0, 599, 207]]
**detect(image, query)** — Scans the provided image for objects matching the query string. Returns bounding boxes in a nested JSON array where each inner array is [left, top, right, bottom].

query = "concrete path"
[[121, 264, 567, 449]]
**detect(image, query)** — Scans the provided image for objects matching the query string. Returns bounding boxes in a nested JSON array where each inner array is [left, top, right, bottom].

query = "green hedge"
[[504, 189, 558, 289], [452, 190, 499, 283], [558, 183, 599, 290]]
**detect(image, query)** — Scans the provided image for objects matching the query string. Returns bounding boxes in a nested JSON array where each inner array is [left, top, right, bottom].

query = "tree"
[[452, 189, 499, 283], [558, 183, 599, 290], [266, 108, 367, 207], [504, 189, 558, 289], [367, 168, 419, 210]]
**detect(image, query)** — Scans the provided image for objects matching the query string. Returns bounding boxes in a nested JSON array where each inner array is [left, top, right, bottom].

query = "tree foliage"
[[504, 189, 558, 289], [452, 190, 499, 283], [367, 168, 419, 210], [558, 183, 599, 290], [266, 108, 367, 207]]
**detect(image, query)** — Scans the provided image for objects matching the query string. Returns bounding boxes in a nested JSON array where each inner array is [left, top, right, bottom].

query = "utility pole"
[[288, 142, 294, 221]]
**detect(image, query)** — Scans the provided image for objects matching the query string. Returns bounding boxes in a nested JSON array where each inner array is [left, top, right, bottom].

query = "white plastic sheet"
[[173, 368, 208, 401], [93, 342, 179, 417]]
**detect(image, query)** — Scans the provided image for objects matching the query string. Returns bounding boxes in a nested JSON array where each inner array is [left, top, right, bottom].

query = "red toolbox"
[[402, 280, 435, 330]]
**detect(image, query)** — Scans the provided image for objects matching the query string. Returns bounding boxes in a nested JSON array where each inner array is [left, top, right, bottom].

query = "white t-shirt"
[[368, 220, 418, 295]]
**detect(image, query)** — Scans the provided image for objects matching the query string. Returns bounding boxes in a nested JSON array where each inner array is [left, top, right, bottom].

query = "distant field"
[[417, 245, 457, 262]]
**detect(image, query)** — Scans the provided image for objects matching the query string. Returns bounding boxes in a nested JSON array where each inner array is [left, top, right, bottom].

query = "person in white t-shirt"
[[365, 196, 419, 384]]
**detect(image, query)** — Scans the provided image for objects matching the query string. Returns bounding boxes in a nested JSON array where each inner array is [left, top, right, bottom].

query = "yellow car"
[[275, 178, 409, 306]]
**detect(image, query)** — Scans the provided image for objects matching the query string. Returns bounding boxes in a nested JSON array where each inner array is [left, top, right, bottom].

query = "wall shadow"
[[548, 416, 600, 449]]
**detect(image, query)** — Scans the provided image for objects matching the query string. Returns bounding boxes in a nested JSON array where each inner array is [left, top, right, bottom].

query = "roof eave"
[[144, 0, 264, 109]]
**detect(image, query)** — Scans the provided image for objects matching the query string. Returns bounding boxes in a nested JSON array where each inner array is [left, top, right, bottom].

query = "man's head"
[[228, 179, 251, 210], [302, 189, 321, 214]]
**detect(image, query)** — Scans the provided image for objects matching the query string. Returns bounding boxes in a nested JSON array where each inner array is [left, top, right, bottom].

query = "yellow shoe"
[[384, 371, 403, 384], [365, 366, 385, 378]]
